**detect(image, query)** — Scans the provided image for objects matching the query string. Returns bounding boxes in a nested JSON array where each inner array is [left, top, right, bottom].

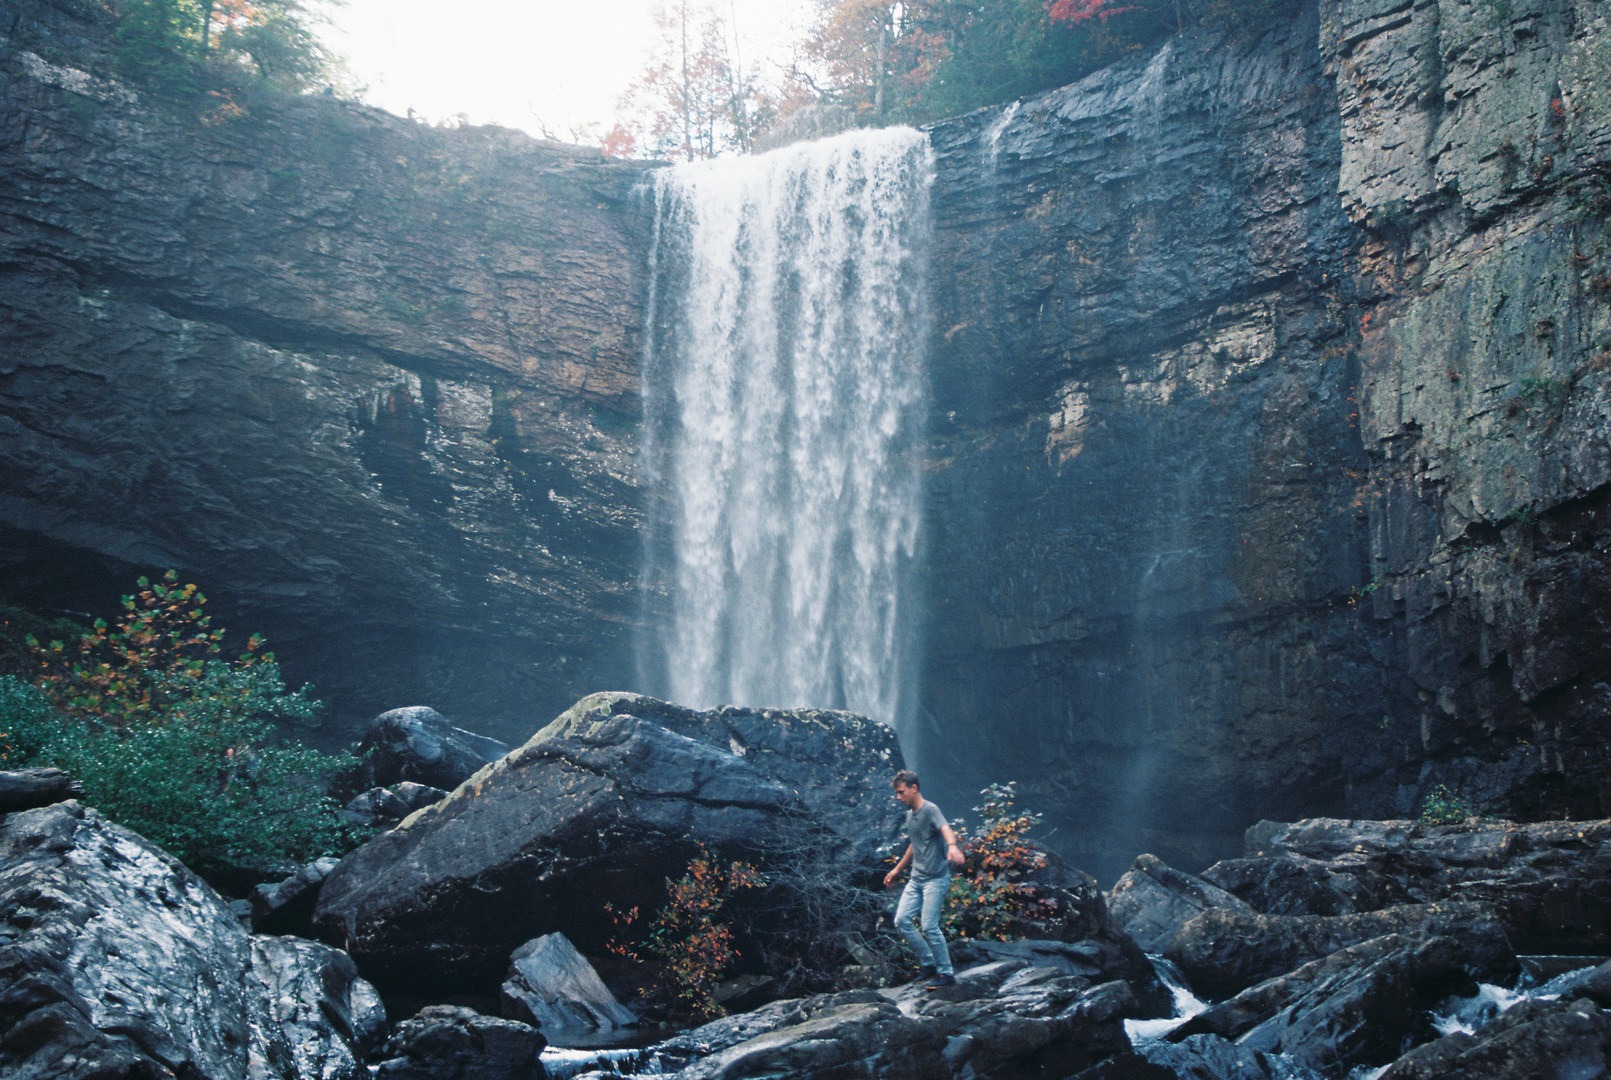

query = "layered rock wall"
[[918, 0, 1611, 877], [0, 0, 653, 741]]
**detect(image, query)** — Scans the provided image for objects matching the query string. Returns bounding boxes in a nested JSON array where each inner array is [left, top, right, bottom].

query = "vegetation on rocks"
[[607, 846, 764, 1021], [0, 571, 361, 884], [111, 0, 335, 98]]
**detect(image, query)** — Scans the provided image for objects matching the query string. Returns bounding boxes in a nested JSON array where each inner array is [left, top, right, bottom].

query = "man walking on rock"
[[884, 769, 966, 988]]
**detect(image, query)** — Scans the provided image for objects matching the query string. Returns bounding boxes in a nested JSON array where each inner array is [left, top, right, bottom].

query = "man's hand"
[[947, 842, 965, 867], [883, 867, 900, 889]]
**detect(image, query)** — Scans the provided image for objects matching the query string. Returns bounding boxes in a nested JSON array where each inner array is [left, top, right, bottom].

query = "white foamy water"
[[640, 127, 934, 725]]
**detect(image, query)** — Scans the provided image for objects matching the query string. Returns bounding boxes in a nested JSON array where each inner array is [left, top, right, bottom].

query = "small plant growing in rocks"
[[607, 846, 763, 1021], [1419, 783, 1475, 825], [943, 782, 1055, 941]]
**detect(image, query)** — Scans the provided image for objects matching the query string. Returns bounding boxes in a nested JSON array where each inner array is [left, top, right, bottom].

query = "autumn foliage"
[[607, 847, 763, 1020], [944, 782, 1055, 940]]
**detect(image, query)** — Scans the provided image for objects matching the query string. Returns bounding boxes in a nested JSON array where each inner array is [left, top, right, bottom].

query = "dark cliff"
[[1, 0, 654, 742], [919, 0, 1611, 876], [3, 0, 1608, 874]]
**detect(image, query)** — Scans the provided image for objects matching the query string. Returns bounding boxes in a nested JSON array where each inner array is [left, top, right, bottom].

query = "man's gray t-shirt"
[[906, 801, 950, 881]]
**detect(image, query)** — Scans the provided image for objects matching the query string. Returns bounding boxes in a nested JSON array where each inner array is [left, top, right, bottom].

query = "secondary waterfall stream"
[[639, 128, 934, 726]]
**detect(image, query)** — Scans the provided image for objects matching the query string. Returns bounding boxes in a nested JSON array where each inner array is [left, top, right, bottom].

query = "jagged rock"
[[1238, 817, 1611, 952], [0, 800, 376, 1079], [650, 961, 1136, 1079], [372, 1005, 544, 1080], [952, 937, 1171, 1018], [1200, 851, 1410, 916], [249, 935, 389, 1075], [501, 932, 637, 1038], [342, 781, 451, 831], [1107, 853, 1257, 953], [355, 706, 510, 791], [251, 855, 342, 935], [1224, 934, 1496, 1073], [1378, 995, 1611, 1079], [314, 693, 906, 996], [1164, 900, 1518, 1000], [0, 767, 82, 812]]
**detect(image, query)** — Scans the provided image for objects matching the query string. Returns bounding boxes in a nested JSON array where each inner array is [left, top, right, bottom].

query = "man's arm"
[[883, 844, 913, 888], [941, 823, 965, 866]]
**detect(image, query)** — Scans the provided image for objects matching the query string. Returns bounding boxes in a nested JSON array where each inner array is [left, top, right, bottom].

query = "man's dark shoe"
[[924, 973, 957, 989], [909, 965, 936, 984]]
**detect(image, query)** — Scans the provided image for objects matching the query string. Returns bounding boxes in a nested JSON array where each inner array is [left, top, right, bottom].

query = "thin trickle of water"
[[640, 127, 934, 725]]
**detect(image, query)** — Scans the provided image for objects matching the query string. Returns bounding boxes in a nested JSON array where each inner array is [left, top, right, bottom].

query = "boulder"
[[251, 855, 342, 936], [650, 961, 1136, 1079], [342, 781, 451, 831], [372, 1004, 544, 1080], [1200, 852, 1409, 916], [951, 937, 1171, 1018], [1228, 934, 1495, 1073], [0, 800, 378, 1079], [1107, 853, 1256, 953], [313, 693, 906, 996], [1378, 995, 1611, 1079], [0, 767, 82, 812], [354, 706, 511, 791], [1164, 900, 1518, 1000], [501, 932, 637, 1039], [1239, 818, 1611, 952]]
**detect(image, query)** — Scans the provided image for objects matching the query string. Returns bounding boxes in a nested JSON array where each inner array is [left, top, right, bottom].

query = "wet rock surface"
[[0, 800, 379, 1079], [353, 706, 511, 792]]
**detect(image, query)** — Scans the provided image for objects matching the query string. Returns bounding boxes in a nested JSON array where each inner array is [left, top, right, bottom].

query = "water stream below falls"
[[639, 128, 934, 726]]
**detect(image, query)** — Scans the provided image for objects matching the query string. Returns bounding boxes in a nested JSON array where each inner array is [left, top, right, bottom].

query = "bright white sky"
[[322, 0, 809, 143]]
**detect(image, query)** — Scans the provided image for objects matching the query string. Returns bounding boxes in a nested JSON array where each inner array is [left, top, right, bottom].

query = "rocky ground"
[[0, 696, 1606, 1078]]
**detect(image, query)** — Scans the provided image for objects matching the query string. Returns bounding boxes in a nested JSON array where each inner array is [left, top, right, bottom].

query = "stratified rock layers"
[[917, 0, 1611, 876]]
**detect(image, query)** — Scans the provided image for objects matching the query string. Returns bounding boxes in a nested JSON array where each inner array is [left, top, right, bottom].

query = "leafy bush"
[[1419, 783, 1474, 825], [943, 781, 1053, 940], [607, 847, 763, 1021], [9, 572, 362, 882]]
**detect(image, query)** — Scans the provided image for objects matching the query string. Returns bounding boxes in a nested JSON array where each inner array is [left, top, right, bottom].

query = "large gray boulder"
[[0, 800, 382, 1079], [313, 692, 905, 997], [354, 706, 511, 792], [1107, 853, 1256, 954]]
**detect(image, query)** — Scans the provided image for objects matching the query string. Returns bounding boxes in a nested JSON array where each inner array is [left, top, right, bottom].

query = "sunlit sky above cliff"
[[324, 0, 806, 144]]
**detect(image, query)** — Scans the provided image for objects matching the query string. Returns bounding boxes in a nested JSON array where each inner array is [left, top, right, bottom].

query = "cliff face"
[[3, 0, 1607, 872], [0, 0, 654, 742], [919, 0, 1610, 876]]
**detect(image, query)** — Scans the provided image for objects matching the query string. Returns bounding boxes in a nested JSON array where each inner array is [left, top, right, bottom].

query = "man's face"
[[893, 782, 920, 809]]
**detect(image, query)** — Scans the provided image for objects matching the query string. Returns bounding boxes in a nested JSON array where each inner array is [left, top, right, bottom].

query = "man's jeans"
[[894, 874, 953, 976]]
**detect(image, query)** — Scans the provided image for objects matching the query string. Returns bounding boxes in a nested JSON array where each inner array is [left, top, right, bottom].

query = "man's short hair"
[[892, 769, 920, 789]]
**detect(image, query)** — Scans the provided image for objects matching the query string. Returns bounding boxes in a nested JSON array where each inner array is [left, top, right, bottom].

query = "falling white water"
[[640, 127, 934, 725]]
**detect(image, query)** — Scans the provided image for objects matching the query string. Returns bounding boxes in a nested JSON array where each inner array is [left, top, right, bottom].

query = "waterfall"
[[640, 127, 934, 726]]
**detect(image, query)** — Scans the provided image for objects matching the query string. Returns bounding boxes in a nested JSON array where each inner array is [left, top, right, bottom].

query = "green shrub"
[[11, 572, 363, 882], [1419, 783, 1474, 825]]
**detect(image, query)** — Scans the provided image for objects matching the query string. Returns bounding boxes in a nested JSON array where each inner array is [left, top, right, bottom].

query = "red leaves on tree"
[[1046, 0, 1144, 23]]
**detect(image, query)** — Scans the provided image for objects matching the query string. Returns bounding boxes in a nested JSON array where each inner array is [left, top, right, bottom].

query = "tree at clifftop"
[[114, 0, 337, 96]]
